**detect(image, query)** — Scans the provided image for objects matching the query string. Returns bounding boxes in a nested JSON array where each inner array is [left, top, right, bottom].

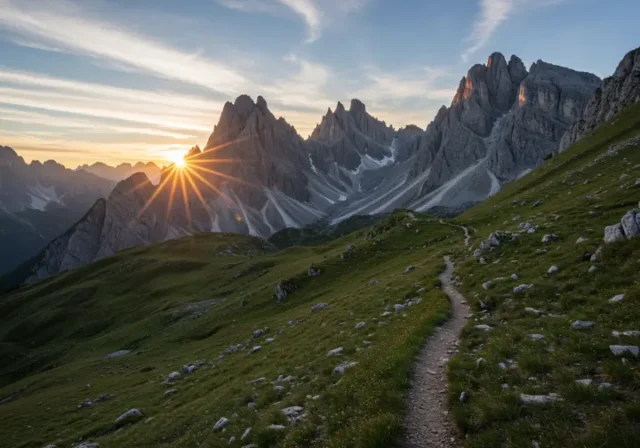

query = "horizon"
[[1, 0, 639, 167]]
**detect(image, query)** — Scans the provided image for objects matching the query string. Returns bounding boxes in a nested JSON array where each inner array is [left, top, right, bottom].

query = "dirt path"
[[439, 219, 472, 250], [404, 254, 470, 447]]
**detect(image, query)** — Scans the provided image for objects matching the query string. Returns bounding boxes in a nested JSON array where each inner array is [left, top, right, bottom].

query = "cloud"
[[462, 0, 567, 62], [0, 0, 248, 95], [217, 0, 367, 42]]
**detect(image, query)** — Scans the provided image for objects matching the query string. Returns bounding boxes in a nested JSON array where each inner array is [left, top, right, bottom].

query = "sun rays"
[[134, 139, 260, 228]]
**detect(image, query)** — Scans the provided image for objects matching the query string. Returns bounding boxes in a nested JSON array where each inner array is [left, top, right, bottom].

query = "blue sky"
[[0, 0, 638, 167]]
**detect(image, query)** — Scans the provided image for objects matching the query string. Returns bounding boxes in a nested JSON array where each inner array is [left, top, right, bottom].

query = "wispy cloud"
[[462, 0, 567, 62], [217, 0, 367, 42], [0, 0, 248, 94]]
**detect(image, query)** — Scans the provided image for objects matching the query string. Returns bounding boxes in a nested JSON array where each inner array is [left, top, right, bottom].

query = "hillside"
[[0, 102, 639, 448]]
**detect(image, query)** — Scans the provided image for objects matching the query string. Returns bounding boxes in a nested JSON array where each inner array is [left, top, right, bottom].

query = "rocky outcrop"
[[560, 46, 640, 150]]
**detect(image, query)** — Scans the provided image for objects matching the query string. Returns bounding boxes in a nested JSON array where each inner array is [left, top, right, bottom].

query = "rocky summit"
[[12, 51, 610, 283]]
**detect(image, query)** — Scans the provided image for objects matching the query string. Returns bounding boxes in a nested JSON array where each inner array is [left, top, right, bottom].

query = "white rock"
[[404, 265, 415, 274], [575, 379, 593, 386], [599, 383, 612, 390], [394, 304, 405, 313], [511, 273, 519, 280], [381, 311, 392, 317], [268, 424, 286, 430], [621, 210, 640, 238], [166, 371, 181, 382], [115, 408, 143, 424], [576, 237, 588, 244], [164, 389, 178, 397], [609, 294, 625, 303], [525, 307, 542, 315], [104, 350, 130, 359], [281, 406, 304, 418], [265, 337, 275, 344], [547, 265, 559, 274], [474, 325, 492, 331], [604, 224, 625, 243], [229, 436, 236, 444], [513, 284, 533, 293], [610, 345, 639, 357], [612, 330, 640, 337], [571, 320, 596, 330], [241, 427, 252, 440], [311, 303, 329, 312], [529, 334, 545, 341], [249, 346, 262, 354], [214, 417, 230, 431], [482, 281, 492, 290], [333, 362, 357, 374], [274, 385, 285, 392], [588, 265, 598, 274], [355, 322, 366, 330], [519, 393, 560, 405], [327, 347, 343, 356]]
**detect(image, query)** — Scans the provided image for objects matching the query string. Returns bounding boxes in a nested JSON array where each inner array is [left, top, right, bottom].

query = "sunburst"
[[136, 139, 259, 228]]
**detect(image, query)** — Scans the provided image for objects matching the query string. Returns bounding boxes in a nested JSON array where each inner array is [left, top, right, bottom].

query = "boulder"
[[311, 303, 329, 312], [115, 408, 144, 425], [610, 345, 639, 357], [214, 417, 230, 431], [327, 347, 343, 356], [571, 320, 595, 330], [604, 223, 625, 243], [609, 294, 625, 303]]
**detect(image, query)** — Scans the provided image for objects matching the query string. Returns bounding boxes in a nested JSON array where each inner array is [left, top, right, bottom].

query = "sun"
[[167, 152, 187, 168]]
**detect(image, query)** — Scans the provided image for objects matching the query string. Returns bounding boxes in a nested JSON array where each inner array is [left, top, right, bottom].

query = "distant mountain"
[[15, 49, 613, 283], [77, 161, 162, 183], [0, 147, 114, 276]]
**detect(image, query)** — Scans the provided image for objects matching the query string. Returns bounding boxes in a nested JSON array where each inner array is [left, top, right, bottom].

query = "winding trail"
[[404, 230, 471, 447]]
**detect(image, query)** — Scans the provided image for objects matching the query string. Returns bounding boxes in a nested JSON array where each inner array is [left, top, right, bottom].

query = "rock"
[[575, 379, 593, 386], [354, 322, 366, 330], [341, 245, 357, 260], [525, 307, 543, 315], [241, 427, 252, 440], [367, 279, 379, 286], [249, 346, 262, 354], [265, 337, 275, 344], [609, 294, 625, 303], [274, 385, 285, 392], [482, 281, 492, 290], [404, 265, 415, 274], [214, 417, 230, 431], [612, 330, 640, 337], [529, 334, 545, 341], [599, 383, 612, 390], [513, 284, 533, 293], [252, 328, 268, 339], [394, 304, 405, 313], [43, 445, 58, 448], [547, 265, 559, 274], [576, 237, 588, 244], [307, 266, 321, 277], [164, 388, 178, 397], [541, 234, 558, 243], [620, 210, 640, 238], [381, 311, 392, 317], [77, 398, 93, 409], [459, 391, 469, 403], [311, 303, 329, 312], [475, 358, 486, 367], [519, 393, 560, 405], [532, 200, 543, 208], [588, 265, 598, 274], [115, 408, 144, 425], [281, 406, 304, 419], [248, 377, 266, 384], [182, 364, 196, 374], [104, 350, 130, 359], [604, 223, 625, 243], [511, 273, 519, 280], [275, 280, 295, 303], [571, 320, 596, 330], [610, 345, 639, 357], [76, 443, 100, 448], [229, 436, 236, 444], [327, 347, 343, 356], [333, 362, 357, 374], [247, 402, 257, 409], [166, 371, 181, 382], [268, 424, 286, 430], [474, 325, 492, 331]]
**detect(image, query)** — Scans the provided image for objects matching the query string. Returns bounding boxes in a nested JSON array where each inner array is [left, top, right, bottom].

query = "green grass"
[[0, 212, 457, 448], [448, 101, 640, 448], [1, 102, 639, 448]]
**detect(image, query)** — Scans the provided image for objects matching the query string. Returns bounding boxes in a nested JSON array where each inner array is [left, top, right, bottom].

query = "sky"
[[0, 0, 638, 168]]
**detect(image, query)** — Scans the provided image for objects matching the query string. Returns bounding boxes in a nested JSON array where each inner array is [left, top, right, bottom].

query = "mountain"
[[2, 96, 640, 447], [11, 51, 606, 283], [0, 147, 114, 276], [77, 161, 162, 183], [560, 46, 640, 150]]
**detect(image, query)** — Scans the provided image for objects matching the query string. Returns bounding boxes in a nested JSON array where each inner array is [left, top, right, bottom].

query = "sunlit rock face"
[[560, 46, 640, 151]]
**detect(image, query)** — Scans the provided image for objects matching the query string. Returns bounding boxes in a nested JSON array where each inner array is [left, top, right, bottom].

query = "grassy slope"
[[448, 102, 640, 447], [0, 214, 458, 448], [1, 102, 639, 448]]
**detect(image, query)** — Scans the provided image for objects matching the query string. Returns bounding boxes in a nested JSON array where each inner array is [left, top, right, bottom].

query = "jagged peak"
[[335, 101, 346, 113], [350, 98, 366, 114], [110, 172, 152, 198], [487, 52, 507, 68], [256, 95, 268, 110]]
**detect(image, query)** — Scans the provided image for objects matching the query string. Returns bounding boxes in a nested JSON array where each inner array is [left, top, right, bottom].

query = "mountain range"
[[76, 161, 163, 184], [8, 47, 640, 284]]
